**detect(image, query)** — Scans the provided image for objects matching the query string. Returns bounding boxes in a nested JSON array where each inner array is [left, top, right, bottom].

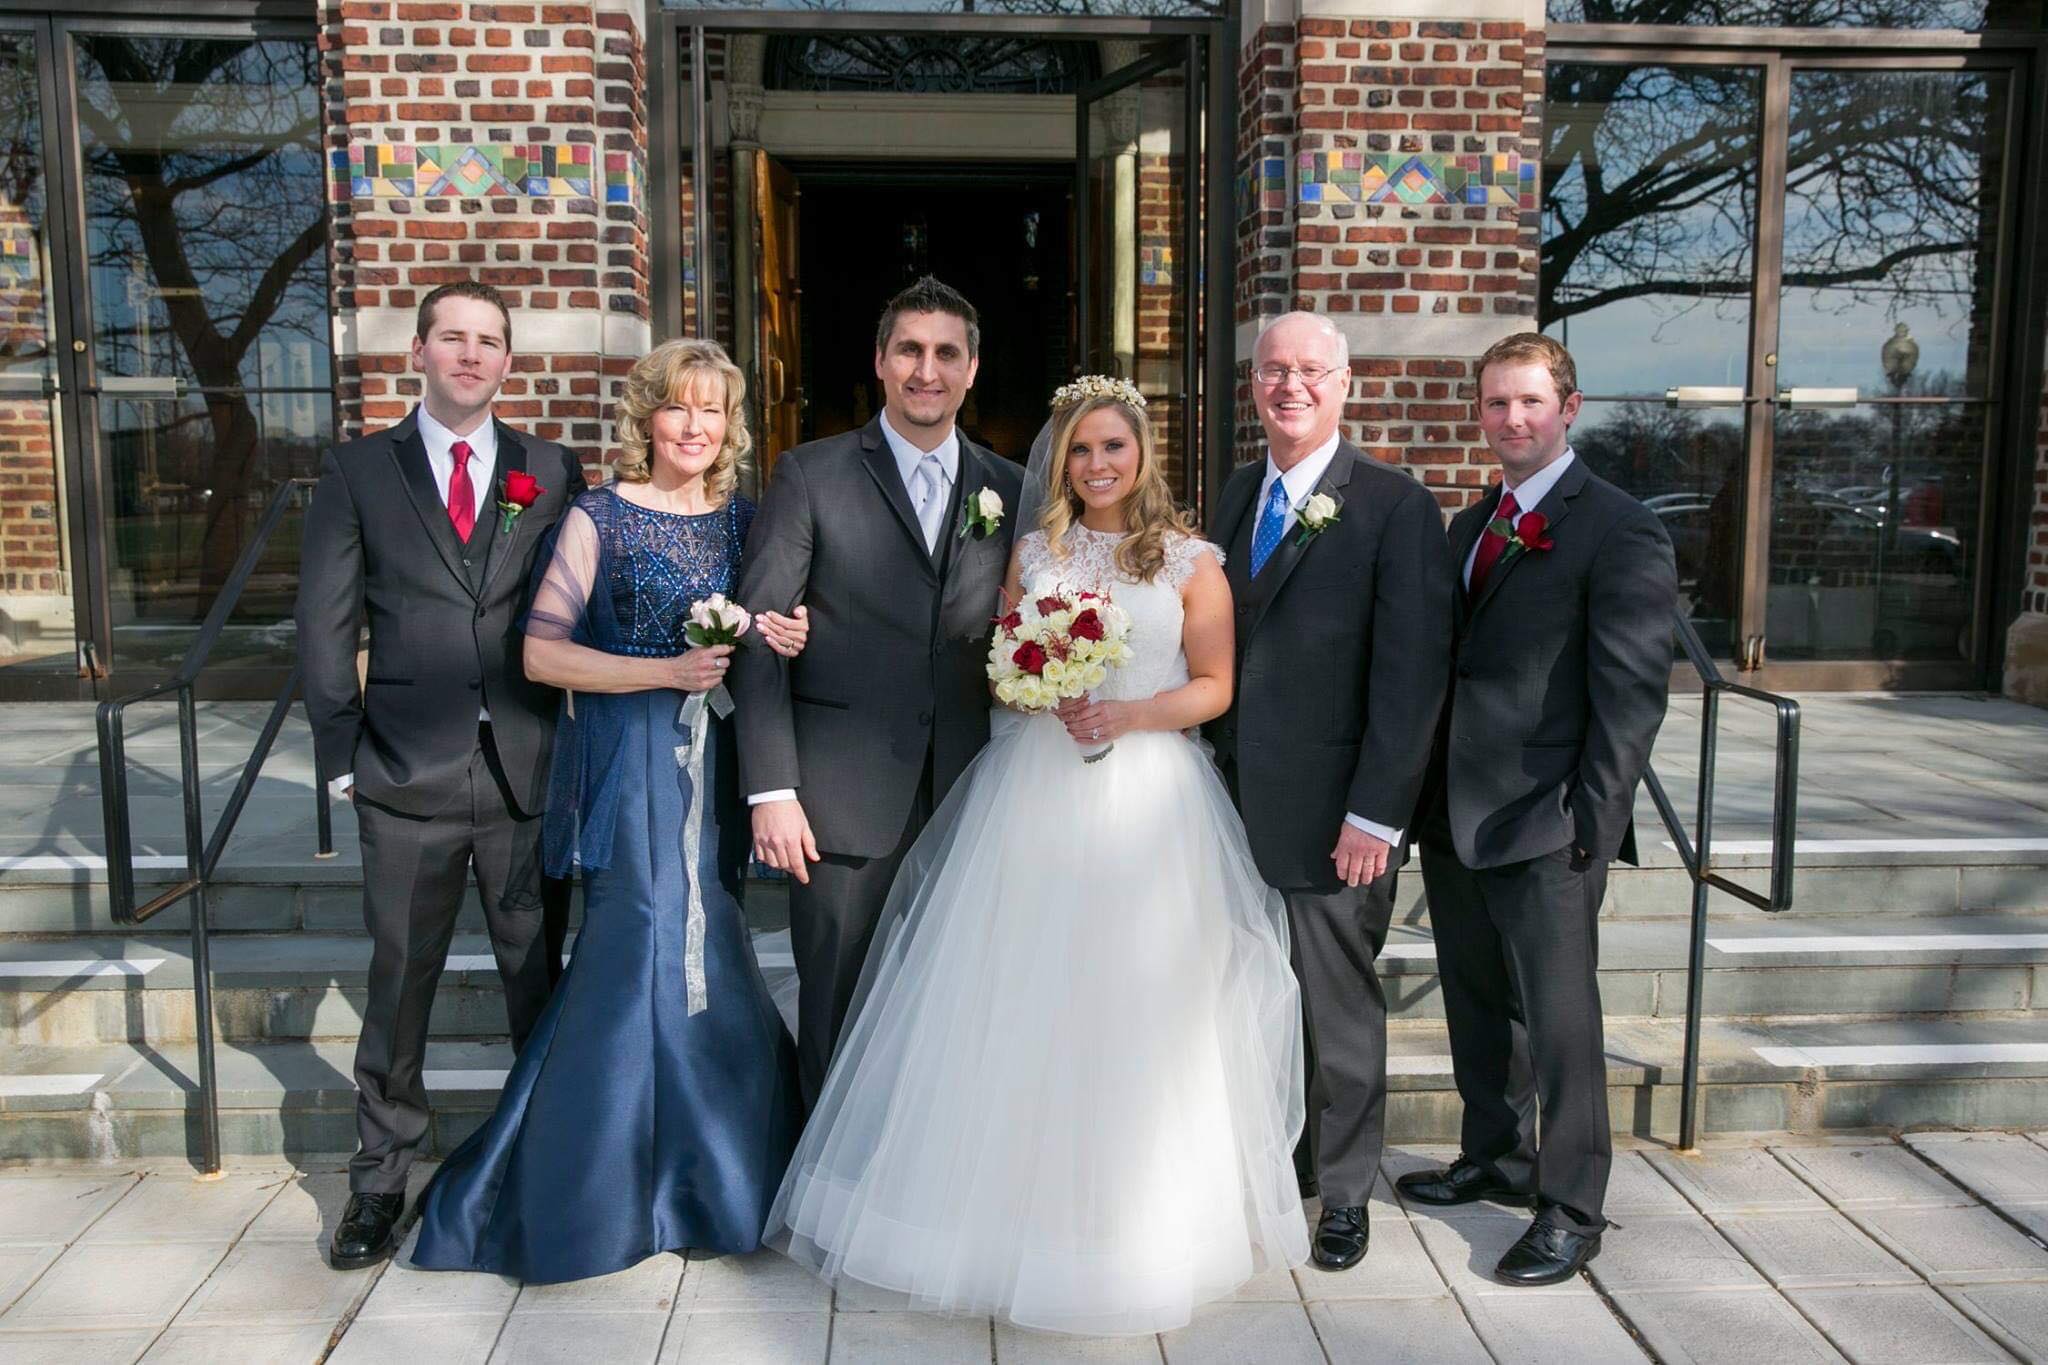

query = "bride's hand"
[[757, 605, 808, 657], [1060, 698, 1135, 746]]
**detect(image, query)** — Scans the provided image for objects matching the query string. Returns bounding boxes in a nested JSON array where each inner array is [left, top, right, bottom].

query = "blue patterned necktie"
[[1250, 476, 1291, 576]]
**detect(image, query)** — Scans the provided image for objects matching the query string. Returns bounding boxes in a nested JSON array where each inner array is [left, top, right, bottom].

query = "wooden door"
[[755, 150, 801, 480]]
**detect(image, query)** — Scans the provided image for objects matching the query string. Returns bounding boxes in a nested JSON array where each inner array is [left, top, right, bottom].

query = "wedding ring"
[[1091, 727, 1101, 740]]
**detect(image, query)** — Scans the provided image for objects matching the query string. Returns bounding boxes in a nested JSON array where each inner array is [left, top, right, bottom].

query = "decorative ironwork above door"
[[764, 34, 1095, 95]]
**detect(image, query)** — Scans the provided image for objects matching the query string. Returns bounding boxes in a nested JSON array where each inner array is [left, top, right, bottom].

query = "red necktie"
[[447, 439, 476, 542], [1467, 489, 1519, 599]]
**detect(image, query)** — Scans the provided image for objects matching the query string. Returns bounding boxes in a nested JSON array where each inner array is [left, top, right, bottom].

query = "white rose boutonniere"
[[961, 486, 1005, 540], [1295, 491, 1342, 546]]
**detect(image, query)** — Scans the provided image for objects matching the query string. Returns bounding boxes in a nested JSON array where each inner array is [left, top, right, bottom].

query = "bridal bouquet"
[[684, 593, 751, 647], [986, 587, 1134, 714]]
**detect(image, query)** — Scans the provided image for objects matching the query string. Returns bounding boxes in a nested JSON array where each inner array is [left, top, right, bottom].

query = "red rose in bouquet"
[[1070, 608, 1105, 642], [1012, 640, 1048, 674]]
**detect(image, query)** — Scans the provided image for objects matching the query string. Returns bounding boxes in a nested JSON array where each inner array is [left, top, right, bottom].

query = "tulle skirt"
[[765, 712, 1308, 1335]]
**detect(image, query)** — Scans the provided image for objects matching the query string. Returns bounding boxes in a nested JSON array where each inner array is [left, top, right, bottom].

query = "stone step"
[[7, 839, 2048, 939], [6, 1015, 2048, 1162], [5, 912, 2046, 1047]]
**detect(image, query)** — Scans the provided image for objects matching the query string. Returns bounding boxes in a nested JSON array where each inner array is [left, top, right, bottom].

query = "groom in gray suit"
[[1207, 312, 1455, 1272], [733, 276, 1025, 1104], [297, 282, 583, 1269]]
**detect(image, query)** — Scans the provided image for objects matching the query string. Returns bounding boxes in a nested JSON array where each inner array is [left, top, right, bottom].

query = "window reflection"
[[73, 35, 329, 670], [1548, 0, 2041, 31], [1541, 63, 1761, 398]]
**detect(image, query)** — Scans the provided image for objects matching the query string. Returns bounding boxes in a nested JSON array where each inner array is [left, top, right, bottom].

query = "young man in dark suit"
[[1401, 333, 1678, 1285], [732, 276, 1024, 1105], [296, 282, 584, 1270]]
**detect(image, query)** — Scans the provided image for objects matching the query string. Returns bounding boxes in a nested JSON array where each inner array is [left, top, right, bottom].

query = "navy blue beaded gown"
[[412, 486, 801, 1284]]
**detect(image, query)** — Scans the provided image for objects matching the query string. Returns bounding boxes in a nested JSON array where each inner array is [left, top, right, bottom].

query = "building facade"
[[0, 0, 2040, 701]]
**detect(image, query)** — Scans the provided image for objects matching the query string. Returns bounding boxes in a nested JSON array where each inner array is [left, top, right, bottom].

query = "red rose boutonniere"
[[1486, 509, 1555, 567], [497, 470, 545, 534]]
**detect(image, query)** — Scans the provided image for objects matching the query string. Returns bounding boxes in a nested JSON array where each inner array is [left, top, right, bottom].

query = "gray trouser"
[[1287, 874, 1398, 1209], [350, 726, 555, 1194], [1423, 844, 1611, 1234]]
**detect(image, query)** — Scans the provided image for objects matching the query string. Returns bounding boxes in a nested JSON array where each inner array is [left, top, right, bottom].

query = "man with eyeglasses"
[[1206, 311, 1455, 1273]]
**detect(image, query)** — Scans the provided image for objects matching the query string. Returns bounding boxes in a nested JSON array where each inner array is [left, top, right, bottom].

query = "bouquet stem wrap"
[[672, 682, 734, 1016]]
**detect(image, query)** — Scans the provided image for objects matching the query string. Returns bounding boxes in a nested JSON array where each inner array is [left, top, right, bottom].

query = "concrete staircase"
[[5, 850, 2048, 1164], [6, 692, 2048, 1164]]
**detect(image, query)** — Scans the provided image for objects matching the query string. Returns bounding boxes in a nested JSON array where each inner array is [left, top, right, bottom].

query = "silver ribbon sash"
[[673, 682, 734, 1016]]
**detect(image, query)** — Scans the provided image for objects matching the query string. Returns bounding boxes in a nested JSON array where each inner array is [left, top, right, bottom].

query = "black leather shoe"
[[329, 1192, 405, 1270], [1494, 1220, 1600, 1286], [1309, 1204, 1369, 1271], [1395, 1156, 1532, 1208]]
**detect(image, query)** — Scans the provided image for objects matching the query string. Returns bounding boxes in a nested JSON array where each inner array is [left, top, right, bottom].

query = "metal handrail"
[[95, 475, 328, 1176], [1644, 612, 1801, 1152]]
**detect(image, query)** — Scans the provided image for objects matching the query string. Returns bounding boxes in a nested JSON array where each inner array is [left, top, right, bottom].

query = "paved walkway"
[[8, 691, 2048, 871], [1, 1134, 2045, 1363]]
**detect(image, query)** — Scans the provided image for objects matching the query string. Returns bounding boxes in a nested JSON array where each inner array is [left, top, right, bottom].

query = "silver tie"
[[912, 453, 946, 553]]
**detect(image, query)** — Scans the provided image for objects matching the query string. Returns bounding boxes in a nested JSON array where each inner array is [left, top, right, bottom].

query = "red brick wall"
[[0, 202, 59, 601], [322, 0, 648, 477]]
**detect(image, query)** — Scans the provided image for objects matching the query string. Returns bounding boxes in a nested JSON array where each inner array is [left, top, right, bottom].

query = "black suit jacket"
[[1422, 457, 1678, 870], [295, 410, 584, 819], [730, 417, 1025, 858], [1204, 441, 1456, 892]]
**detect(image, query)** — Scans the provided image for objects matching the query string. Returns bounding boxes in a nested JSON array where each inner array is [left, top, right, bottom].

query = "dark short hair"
[[874, 275, 980, 359], [1475, 332, 1577, 400], [416, 281, 513, 349]]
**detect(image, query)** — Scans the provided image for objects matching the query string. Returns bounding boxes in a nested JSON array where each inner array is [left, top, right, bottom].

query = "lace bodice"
[[527, 487, 755, 657], [1016, 527, 1218, 703]]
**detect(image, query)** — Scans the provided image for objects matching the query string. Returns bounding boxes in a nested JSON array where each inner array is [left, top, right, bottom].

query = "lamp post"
[[1879, 324, 1918, 576]]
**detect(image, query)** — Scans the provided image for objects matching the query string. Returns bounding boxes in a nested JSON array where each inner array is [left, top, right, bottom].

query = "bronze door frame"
[[1549, 35, 2042, 692]]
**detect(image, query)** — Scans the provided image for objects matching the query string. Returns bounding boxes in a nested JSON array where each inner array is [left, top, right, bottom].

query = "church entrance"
[[653, 19, 1230, 515], [785, 164, 1073, 468]]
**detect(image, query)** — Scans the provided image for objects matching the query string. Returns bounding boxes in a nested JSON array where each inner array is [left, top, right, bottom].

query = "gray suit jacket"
[[731, 417, 1025, 858], [1204, 442, 1456, 891], [295, 411, 584, 819], [1424, 458, 1678, 870]]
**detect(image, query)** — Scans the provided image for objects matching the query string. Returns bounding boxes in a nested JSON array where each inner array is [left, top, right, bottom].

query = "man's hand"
[[1332, 824, 1392, 888], [343, 785, 355, 803], [752, 798, 820, 885]]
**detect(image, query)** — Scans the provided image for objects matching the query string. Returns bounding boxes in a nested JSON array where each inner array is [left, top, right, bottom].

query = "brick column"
[[321, 0, 650, 477], [1234, 0, 1541, 513]]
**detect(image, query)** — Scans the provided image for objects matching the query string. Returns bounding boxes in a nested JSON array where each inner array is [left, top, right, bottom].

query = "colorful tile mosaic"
[[333, 142, 629, 204], [1140, 245, 1174, 288], [0, 228, 35, 279], [1297, 152, 1534, 210]]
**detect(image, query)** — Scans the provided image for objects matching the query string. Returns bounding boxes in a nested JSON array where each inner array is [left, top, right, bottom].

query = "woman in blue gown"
[[412, 339, 805, 1284]]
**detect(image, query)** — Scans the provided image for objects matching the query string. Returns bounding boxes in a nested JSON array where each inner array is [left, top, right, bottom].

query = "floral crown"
[[1052, 374, 1147, 412]]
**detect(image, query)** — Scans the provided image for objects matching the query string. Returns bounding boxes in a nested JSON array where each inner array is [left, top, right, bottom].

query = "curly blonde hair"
[[613, 339, 751, 500], [1038, 394, 1194, 583]]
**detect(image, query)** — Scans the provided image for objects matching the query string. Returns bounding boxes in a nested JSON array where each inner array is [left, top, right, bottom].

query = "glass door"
[[0, 20, 94, 696], [1543, 48, 2019, 688], [1076, 38, 1201, 504]]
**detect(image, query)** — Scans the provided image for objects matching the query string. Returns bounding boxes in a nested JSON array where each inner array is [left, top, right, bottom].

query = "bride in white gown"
[[764, 377, 1308, 1336]]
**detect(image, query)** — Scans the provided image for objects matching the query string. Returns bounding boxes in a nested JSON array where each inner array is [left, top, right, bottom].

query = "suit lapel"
[[940, 440, 995, 592], [388, 411, 477, 599], [1468, 457, 1587, 620], [859, 418, 939, 580], [1248, 442, 1360, 637], [477, 420, 533, 599]]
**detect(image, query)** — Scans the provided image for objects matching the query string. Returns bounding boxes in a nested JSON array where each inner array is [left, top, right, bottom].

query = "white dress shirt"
[[747, 414, 963, 810], [1260, 431, 1402, 851], [1464, 447, 1575, 588], [330, 406, 500, 802]]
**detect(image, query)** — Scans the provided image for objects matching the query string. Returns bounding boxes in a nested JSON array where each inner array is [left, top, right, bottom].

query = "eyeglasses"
[[1253, 364, 1343, 387]]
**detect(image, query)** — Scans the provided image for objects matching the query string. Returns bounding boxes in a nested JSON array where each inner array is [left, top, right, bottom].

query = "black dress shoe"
[[1494, 1220, 1600, 1286], [330, 1192, 405, 1270], [1309, 1204, 1369, 1271], [1395, 1156, 1532, 1208]]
